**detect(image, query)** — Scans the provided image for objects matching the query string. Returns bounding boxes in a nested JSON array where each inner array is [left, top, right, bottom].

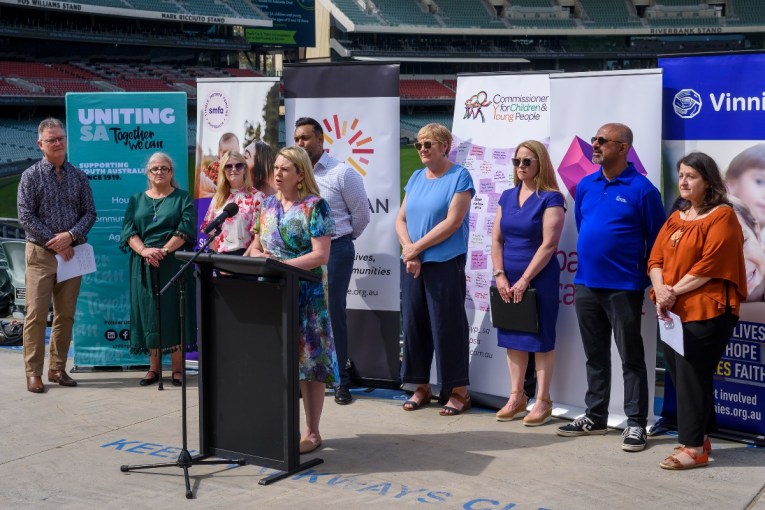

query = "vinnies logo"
[[464, 91, 491, 123], [673, 88, 703, 119], [321, 114, 374, 176]]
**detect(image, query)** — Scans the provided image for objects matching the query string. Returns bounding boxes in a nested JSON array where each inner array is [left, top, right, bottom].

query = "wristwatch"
[[492, 269, 504, 277], [161, 248, 169, 255]]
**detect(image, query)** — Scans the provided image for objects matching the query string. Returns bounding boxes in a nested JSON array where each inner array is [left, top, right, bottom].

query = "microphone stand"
[[120, 229, 244, 499]]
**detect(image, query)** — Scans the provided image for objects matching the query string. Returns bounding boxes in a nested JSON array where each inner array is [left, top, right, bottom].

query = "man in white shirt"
[[294, 117, 370, 405]]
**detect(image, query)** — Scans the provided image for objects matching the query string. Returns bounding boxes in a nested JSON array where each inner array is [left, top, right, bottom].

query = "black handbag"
[[489, 286, 539, 334]]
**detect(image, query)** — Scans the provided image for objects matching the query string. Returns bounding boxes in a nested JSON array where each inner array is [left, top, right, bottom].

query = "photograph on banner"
[[65, 92, 188, 367], [660, 53, 765, 437], [283, 97, 401, 313], [194, 78, 280, 247], [449, 73, 552, 397], [548, 70, 664, 425]]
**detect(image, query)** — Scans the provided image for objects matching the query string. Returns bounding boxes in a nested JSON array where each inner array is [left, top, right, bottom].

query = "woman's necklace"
[[670, 207, 699, 247], [151, 192, 167, 222]]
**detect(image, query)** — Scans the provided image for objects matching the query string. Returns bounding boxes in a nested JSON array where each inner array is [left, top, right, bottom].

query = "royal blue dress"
[[496, 186, 565, 352]]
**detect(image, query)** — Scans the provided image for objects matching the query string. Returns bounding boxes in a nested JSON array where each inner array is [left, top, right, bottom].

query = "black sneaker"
[[621, 426, 647, 452], [334, 385, 353, 405], [556, 416, 608, 437]]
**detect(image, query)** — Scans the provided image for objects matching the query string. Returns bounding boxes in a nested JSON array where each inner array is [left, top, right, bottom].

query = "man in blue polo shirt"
[[556, 123, 665, 452]]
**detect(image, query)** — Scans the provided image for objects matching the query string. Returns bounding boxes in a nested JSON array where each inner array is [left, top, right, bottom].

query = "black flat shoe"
[[139, 370, 159, 386], [171, 371, 183, 387]]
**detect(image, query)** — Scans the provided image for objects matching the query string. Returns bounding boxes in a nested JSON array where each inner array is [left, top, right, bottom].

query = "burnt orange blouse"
[[648, 206, 747, 322]]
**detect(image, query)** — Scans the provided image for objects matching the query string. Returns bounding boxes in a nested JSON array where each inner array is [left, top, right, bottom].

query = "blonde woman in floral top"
[[201, 151, 265, 255]]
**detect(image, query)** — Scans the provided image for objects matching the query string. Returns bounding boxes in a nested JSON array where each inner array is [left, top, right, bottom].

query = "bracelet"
[[67, 230, 75, 242]]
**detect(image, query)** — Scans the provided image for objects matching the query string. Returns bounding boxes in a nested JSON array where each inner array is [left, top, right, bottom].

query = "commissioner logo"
[[673, 88, 702, 119], [202, 90, 230, 130], [464, 90, 548, 123], [321, 114, 374, 176], [464, 91, 491, 123]]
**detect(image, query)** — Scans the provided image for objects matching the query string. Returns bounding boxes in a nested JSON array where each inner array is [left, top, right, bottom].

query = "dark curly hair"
[[675, 151, 730, 214]]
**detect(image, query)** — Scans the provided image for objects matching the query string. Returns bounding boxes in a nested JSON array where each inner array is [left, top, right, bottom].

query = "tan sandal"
[[523, 397, 553, 426], [673, 437, 712, 455], [496, 391, 528, 422], [659, 447, 709, 470]]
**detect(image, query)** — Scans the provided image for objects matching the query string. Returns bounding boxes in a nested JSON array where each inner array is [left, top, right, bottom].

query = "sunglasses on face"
[[512, 157, 537, 167], [149, 166, 172, 174], [414, 141, 435, 151], [223, 163, 246, 173], [591, 136, 625, 146]]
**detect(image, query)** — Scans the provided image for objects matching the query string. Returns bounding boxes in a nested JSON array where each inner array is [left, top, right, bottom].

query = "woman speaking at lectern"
[[245, 146, 337, 454]]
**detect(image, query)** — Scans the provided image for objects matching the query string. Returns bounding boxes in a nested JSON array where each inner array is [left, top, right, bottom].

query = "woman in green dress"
[[120, 152, 196, 387]]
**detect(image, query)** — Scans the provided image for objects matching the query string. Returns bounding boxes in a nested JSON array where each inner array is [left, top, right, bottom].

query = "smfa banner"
[[660, 53, 765, 440], [450, 73, 552, 399], [65, 92, 188, 367], [549, 70, 663, 426], [283, 63, 401, 383], [195, 77, 279, 247]]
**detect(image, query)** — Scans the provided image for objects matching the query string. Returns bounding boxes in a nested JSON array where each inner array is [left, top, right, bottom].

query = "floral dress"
[[255, 194, 339, 383], [200, 188, 265, 253]]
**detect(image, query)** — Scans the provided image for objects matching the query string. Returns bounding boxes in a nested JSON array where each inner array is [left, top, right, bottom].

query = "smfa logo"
[[673, 88, 702, 119], [464, 91, 491, 123], [203, 90, 230, 130], [320, 114, 373, 176]]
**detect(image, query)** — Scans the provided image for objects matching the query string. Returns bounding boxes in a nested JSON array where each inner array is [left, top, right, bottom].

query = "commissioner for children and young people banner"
[[660, 53, 765, 440], [65, 92, 188, 367], [283, 63, 401, 383], [194, 77, 280, 249], [548, 70, 663, 426], [450, 73, 552, 401]]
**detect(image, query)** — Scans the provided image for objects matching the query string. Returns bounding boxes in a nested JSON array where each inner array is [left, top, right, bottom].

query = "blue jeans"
[[401, 254, 470, 388], [574, 285, 648, 428], [328, 235, 355, 386]]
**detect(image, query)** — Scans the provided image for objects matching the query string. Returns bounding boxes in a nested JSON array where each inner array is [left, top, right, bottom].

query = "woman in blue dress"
[[245, 146, 337, 454], [490, 140, 565, 426]]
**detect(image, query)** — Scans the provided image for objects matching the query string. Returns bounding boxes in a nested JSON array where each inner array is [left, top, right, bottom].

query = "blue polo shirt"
[[574, 163, 665, 291]]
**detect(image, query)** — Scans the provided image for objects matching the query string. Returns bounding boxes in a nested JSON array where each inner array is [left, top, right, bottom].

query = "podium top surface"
[[175, 251, 321, 282]]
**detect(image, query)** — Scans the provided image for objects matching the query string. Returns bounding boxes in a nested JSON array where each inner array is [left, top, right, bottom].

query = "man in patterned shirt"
[[17, 118, 96, 393], [294, 117, 370, 405]]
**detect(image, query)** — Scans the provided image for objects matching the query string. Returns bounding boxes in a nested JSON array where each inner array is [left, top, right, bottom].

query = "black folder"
[[489, 286, 539, 334]]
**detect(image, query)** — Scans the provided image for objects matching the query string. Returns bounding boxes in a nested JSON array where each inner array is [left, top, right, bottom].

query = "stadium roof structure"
[[0, 0, 272, 28]]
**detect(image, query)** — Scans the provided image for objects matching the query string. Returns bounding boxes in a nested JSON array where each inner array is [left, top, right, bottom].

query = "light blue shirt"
[[314, 152, 370, 240], [404, 164, 475, 263]]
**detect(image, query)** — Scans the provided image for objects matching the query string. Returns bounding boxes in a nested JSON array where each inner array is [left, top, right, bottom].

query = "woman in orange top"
[[648, 152, 747, 470]]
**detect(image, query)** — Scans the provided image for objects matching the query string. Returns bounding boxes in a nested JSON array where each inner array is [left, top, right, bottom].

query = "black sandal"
[[439, 392, 471, 416], [171, 371, 183, 387], [403, 387, 432, 411], [139, 370, 159, 386]]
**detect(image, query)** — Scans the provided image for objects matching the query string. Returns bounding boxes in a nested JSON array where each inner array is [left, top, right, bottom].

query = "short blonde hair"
[[276, 146, 321, 200], [417, 123, 452, 156], [513, 140, 561, 194], [213, 151, 252, 210]]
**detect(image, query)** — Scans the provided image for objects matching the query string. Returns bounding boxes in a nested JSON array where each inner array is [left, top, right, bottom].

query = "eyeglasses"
[[223, 163, 246, 173], [149, 166, 172, 175], [414, 141, 435, 151], [591, 136, 625, 146], [40, 136, 66, 145], [512, 157, 537, 167]]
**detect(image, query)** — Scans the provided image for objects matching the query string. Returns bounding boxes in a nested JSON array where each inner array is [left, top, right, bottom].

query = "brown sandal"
[[403, 387, 432, 411], [439, 392, 471, 416], [659, 447, 709, 470]]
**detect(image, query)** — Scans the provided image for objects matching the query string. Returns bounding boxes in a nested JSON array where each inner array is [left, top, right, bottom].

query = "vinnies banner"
[[660, 53, 765, 442], [65, 92, 188, 367]]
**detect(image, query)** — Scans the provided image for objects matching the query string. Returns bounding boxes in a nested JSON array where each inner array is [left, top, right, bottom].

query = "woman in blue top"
[[396, 123, 475, 416], [491, 140, 565, 426]]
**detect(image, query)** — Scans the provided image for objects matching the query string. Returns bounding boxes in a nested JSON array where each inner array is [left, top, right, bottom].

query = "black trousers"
[[574, 285, 648, 427], [664, 311, 738, 446]]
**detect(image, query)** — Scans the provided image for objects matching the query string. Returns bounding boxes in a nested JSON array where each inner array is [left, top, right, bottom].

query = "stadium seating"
[[433, 0, 501, 28], [128, 0, 183, 13], [330, 0, 381, 25], [727, 0, 765, 25], [399, 80, 455, 100], [577, 0, 641, 28], [0, 120, 39, 164], [373, 0, 440, 27]]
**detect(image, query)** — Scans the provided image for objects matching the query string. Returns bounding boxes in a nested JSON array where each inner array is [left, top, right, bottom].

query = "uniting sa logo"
[[203, 89, 230, 129], [673, 88, 702, 119], [319, 114, 374, 176]]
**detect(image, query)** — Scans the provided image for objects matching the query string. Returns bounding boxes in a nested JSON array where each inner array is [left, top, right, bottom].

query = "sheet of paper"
[[659, 310, 684, 356], [56, 243, 97, 282]]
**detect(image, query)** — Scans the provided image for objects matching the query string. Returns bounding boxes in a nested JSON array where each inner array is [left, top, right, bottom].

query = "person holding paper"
[[246, 146, 337, 454], [201, 151, 265, 255], [120, 152, 196, 387], [648, 152, 747, 470], [491, 140, 565, 426], [17, 117, 96, 393], [396, 123, 475, 416]]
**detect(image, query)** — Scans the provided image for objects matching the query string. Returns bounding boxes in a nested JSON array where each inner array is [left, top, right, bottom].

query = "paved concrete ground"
[[1, 347, 763, 510]]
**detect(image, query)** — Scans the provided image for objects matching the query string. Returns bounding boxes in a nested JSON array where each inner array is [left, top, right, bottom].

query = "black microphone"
[[203, 202, 239, 235]]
